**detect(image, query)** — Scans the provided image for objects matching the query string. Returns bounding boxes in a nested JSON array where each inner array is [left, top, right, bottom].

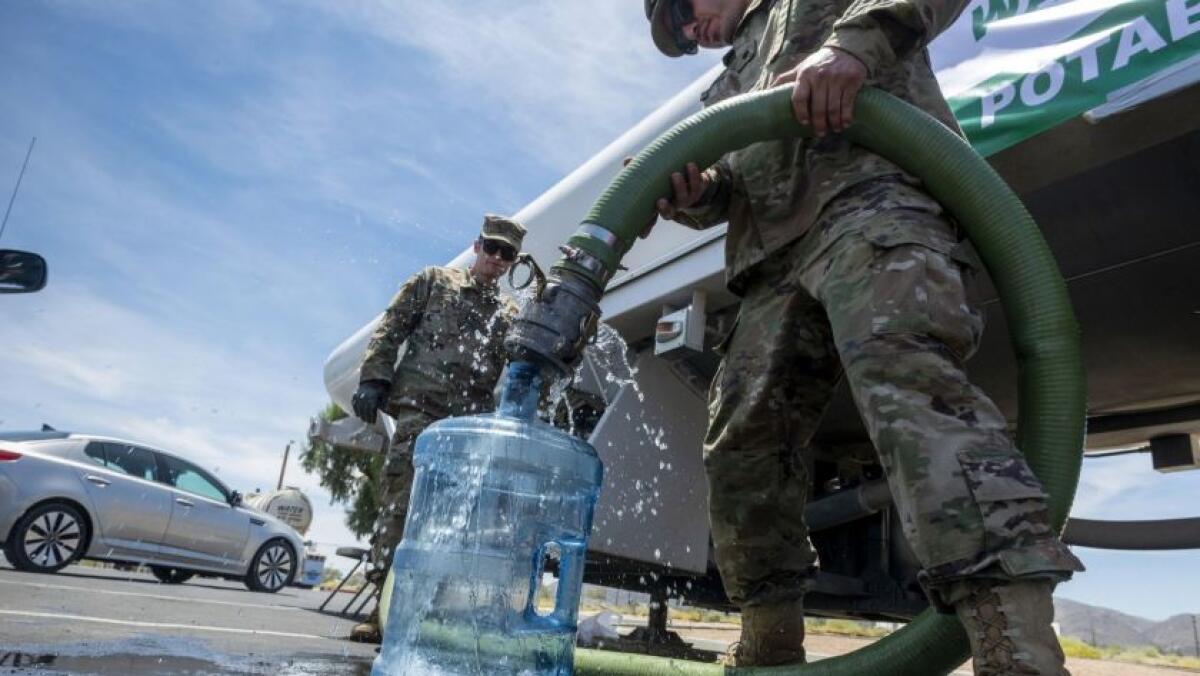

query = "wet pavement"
[[0, 557, 377, 674]]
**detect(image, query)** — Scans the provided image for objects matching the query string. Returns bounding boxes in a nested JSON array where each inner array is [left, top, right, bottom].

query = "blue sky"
[[1, 2, 1195, 622]]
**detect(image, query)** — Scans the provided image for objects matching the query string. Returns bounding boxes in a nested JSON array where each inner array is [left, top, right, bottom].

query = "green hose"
[[564, 86, 1086, 675], [378, 86, 1084, 675]]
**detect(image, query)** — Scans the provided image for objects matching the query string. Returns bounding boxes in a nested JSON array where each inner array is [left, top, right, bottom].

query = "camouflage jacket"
[[359, 266, 518, 418], [676, 0, 967, 293]]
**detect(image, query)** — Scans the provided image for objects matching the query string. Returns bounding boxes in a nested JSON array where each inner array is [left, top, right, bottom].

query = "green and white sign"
[[930, 0, 1200, 155]]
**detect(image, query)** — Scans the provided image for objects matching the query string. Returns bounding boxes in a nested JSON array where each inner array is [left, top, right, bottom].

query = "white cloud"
[[1070, 454, 1159, 516], [0, 283, 367, 555], [319, 1, 720, 169], [1069, 453, 1199, 523], [15, 345, 131, 400]]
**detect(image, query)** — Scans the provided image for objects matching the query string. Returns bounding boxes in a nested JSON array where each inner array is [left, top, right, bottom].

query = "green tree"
[[321, 566, 345, 586], [299, 402, 383, 538]]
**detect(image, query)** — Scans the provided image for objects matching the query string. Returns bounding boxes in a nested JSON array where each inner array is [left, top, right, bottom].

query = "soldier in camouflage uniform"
[[642, 0, 1083, 671], [347, 214, 526, 642]]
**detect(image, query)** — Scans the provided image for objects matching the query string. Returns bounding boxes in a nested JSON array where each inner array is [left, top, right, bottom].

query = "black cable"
[[1083, 445, 1151, 459]]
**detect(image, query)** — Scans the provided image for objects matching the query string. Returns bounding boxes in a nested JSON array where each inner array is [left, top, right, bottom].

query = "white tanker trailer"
[[245, 487, 314, 535]]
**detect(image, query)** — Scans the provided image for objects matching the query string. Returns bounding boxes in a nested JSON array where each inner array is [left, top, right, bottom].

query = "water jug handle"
[[521, 538, 587, 632], [549, 538, 587, 629]]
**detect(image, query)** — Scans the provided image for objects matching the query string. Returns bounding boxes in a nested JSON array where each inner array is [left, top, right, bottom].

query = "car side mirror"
[[0, 249, 48, 294], [228, 490, 244, 507]]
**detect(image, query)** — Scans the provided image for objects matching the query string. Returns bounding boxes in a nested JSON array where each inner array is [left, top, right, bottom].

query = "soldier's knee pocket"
[[847, 221, 984, 362], [956, 449, 1054, 552]]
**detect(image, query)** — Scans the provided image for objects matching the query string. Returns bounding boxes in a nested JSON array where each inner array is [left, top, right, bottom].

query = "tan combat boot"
[[727, 599, 807, 666], [349, 606, 381, 644], [954, 580, 1069, 676]]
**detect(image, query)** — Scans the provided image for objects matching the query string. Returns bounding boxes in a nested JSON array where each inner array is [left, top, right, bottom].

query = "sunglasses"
[[481, 239, 517, 262], [668, 0, 698, 54]]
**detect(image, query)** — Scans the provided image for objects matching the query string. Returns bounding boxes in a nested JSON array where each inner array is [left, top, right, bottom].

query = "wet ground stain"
[[0, 650, 373, 675]]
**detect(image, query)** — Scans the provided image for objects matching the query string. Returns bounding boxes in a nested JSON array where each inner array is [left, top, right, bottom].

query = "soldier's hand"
[[624, 154, 691, 238], [352, 380, 390, 424], [771, 47, 868, 137], [655, 162, 710, 222]]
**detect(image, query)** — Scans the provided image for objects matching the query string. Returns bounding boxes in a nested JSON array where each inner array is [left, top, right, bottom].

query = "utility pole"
[[277, 440, 294, 490]]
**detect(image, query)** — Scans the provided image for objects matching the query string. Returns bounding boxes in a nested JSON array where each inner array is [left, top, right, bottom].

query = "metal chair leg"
[[341, 577, 372, 615], [318, 557, 364, 612], [352, 584, 380, 618]]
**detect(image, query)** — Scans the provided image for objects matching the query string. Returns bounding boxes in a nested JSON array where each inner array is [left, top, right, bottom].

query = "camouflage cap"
[[480, 214, 526, 251], [645, 0, 693, 58]]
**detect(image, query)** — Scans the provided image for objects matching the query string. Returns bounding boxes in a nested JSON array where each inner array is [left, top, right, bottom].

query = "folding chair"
[[317, 546, 380, 618]]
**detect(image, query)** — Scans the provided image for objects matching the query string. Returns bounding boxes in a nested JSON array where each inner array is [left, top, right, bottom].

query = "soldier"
[[641, 0, 1083, 671], [347, 214, 526, 643]]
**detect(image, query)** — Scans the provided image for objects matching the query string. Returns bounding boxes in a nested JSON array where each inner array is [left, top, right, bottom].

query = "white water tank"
[[245, 487, 314, 536]]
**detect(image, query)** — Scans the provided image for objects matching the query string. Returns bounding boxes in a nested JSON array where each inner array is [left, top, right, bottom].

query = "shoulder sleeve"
[[824, 0, 969, 76], [359, 267, 433, 383]]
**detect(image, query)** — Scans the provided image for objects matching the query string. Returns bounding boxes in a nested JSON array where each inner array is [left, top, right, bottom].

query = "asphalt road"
[[1, 556, 978, 675], [0, 556, 378, 675]]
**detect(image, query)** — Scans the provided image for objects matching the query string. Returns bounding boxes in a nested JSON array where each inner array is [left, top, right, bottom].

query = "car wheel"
[[150, 566, 195, 584], [7, 501, 89, 573], [244, 539, 294, 593]]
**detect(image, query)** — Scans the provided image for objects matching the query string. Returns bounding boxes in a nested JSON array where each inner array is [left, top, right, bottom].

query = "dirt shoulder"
[[654, 621, 1198, 675]]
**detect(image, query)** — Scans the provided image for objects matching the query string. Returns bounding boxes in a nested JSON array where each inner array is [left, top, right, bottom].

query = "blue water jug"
[[373, 362, 604, 676]]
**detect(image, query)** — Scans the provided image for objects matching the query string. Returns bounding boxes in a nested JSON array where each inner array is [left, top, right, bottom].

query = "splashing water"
[[583, 323, 640, 403], [569, 322, 679, 546]]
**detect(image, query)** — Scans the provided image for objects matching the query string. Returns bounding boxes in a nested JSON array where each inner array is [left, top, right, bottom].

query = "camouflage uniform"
[[360, 256, 520, 577], [674, 0, 1083, 610]]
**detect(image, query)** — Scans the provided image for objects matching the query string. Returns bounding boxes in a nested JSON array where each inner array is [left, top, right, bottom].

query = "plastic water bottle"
[[373, 361, 604, 676]]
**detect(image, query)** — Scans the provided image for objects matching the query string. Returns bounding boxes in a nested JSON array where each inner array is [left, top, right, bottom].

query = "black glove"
[[352, 380, 390, 424]]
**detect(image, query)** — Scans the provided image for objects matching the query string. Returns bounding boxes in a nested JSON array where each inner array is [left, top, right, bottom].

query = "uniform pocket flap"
[[862, 215, 959, 255], [998, 543, 1085, 577], [862, 216, 980, 272], [956, 450, 1049, 503]]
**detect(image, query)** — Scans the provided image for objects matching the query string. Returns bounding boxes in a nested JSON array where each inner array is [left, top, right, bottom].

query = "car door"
[[77, 442, 172, 560], [155, 452, 250, 573]]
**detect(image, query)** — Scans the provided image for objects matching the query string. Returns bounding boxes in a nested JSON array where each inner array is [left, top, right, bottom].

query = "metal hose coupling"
[[504, 222, 628, 378], [504, 263, 603, 378]]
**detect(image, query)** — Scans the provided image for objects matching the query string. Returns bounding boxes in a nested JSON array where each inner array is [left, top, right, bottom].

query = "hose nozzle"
[[504, 265, 602, 379], [505, 221, 628, 379]]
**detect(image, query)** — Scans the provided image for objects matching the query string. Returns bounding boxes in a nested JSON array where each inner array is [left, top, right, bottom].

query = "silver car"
[[0, 431, 305, 593]]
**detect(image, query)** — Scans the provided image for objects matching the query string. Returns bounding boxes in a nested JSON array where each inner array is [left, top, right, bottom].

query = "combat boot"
[[349, 607, 381, 644], [953, 579, 1069, 675], [727, 599, 806, 666]]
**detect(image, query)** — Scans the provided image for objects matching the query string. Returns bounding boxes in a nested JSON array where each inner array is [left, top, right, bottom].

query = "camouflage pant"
[[369, 409, 436, 580], [705, 193, 1083, 610]]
